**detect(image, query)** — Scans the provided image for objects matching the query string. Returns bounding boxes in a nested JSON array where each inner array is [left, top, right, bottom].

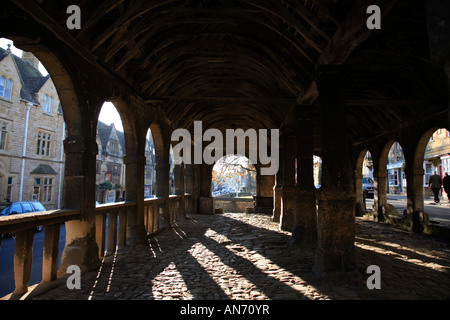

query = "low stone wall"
[[362, 203, 450, 241], [214, 197, 253, 213]]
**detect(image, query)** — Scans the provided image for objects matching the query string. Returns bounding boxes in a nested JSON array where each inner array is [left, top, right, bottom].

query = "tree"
[[212, 155, 256, 196]]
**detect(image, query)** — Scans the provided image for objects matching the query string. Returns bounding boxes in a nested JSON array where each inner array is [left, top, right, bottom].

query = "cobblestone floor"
[[29, 213, 450, 300]]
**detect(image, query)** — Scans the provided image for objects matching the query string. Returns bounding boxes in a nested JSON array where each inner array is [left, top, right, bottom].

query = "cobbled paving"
[[31, 213, 450, 300]]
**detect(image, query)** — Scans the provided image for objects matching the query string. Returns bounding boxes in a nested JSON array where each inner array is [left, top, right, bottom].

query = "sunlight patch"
[[151, 262, 194, 300]]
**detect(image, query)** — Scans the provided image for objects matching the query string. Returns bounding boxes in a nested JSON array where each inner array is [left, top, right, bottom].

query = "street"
[[0, 224, 66, 298], [365, 194, 450, 225]]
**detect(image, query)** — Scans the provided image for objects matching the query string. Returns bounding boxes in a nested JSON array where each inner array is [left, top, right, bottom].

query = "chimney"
[[21, 51, 40, 70]]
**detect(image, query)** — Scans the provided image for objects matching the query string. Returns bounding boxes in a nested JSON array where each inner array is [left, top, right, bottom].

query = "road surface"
[[365, 195, 450, 225]]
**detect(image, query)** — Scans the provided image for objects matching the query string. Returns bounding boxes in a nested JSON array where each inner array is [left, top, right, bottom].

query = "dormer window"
[[43, 94, 53, 113], [0, 76, 13, 100]]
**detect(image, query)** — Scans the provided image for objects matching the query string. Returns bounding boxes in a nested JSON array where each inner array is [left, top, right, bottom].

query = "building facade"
[[0, 46, 65, 210], [96, 122, 158, 203], [386, 131, 450, 196]]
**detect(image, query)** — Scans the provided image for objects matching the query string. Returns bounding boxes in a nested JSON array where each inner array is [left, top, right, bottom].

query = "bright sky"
[[0, 37, 124, 132]]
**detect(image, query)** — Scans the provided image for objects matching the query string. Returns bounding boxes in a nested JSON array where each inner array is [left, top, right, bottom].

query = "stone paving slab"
[[29, 213, 450, 300]]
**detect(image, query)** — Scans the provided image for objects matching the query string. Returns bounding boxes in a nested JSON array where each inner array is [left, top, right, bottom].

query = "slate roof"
[[97, 121, 125, 154], [30, 164, 58, 175], [0, 47, 49, 105]]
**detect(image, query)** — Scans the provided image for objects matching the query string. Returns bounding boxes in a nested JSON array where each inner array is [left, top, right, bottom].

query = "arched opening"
[[355, 150, 374, 211], [387, 142, 406, 195], [211, 154, 256, 214], [313, 155, 322, 189], [144, 128, 156, 199], [212, 154, 256, 197], [0, 37, 87, 296], [96, 102, 126, 204], [422, 128, 450, 203]]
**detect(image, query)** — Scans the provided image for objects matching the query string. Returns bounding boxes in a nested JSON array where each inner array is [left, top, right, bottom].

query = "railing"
[[0, 209, 81, 296], [0, 193, 193, 298]]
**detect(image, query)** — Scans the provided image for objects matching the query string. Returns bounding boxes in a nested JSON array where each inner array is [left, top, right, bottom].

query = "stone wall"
[[214, 197, 253, 213]]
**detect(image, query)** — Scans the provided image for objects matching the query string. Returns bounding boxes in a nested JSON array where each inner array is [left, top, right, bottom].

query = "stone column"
[[185, 164, 194, 214], [292, 107, 317, 244], [405, 163, 426, 232], [174, 164, 186, 219], [59, 137, 100, 275], [354, 170, 365, 212], [155, 153, 170, 228], [314, 67, 356, 276], [272, 141, 284, 222], [280, 129, 296, 231], [124, 154, 146, 244], [373, 168, 388, 222]]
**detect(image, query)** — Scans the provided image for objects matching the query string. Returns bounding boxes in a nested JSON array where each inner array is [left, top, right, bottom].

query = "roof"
[[0, 47, 49, 105], [30, 164, 58, 175], [97, 121, 126, 154]]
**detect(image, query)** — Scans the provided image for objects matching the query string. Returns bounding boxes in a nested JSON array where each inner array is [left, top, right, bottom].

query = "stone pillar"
[[314, 67, 356, 276], [292, 108, 317, 244], [193, 164, 202, 214], [257, 172, 275, 197], [185, 164, 194, 214], [174, 164, 186, 219], [272, 141, 284, 222], [198, 163, 214, 214], [354, 170, 365, 212], [280, 129, 296, 231], [155, 153, 170, 228], [59, 137, 100, 275], [199, 163, 213, 197], [405, 163, 425, 232], [373, 169, 388, 222], [124, 154, 146, 244]]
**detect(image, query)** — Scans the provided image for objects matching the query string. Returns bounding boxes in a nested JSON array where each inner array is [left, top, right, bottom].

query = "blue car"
[[0, 201, 47, 232]]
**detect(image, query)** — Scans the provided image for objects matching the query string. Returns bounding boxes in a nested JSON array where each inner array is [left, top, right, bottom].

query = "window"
[[10, 203, 23, 214], [5, 79, 12, 99], [0, 122, 8, 150], [388, 169, 399, 186], [33, 177, 53, 202], [110, 140, 120, 153], [22, 202, 33, 213], [43, 94, 53, 113], [6, 177, 13, 202], [36, 131, 52, 156], [0, 76, 4, 97], [0, 76, 13, 100], [424, 163, 434, 186]]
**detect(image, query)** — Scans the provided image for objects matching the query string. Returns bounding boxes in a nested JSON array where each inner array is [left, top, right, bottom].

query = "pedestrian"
[[428, 171, 442, 203], [443, 172, 450, 202]]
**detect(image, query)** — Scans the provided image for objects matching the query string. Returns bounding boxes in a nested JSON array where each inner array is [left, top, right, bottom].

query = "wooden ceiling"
[[5, 0, 448, 139]]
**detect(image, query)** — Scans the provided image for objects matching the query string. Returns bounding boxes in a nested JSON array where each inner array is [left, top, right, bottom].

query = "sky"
[[0, 37, 124, 132]]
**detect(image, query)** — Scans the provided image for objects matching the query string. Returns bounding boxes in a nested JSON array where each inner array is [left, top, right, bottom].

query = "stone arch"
[[0, 36, 103, 273], [354, 149, 372, 211]]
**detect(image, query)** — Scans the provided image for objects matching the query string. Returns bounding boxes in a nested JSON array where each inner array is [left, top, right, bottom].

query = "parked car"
[[0, 201, 47, 232], [363, 177, 375, 198]]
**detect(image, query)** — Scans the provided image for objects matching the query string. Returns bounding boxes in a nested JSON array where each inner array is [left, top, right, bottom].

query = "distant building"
[[0, 46, 65, 209], [387, 130, 450, 195], [95, 121, 157, 203]]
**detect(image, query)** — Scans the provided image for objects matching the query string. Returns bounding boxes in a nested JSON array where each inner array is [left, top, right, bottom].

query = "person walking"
[[428, 171, 443, 203], [443, 172, 450, 202]]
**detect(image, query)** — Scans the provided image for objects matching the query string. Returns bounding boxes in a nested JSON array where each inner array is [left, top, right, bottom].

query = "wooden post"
[[13, 229, 34, 294], [42, 224, 61, 282]]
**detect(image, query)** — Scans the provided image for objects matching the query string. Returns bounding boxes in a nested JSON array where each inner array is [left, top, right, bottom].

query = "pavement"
[[18, 212, 450, 301]]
